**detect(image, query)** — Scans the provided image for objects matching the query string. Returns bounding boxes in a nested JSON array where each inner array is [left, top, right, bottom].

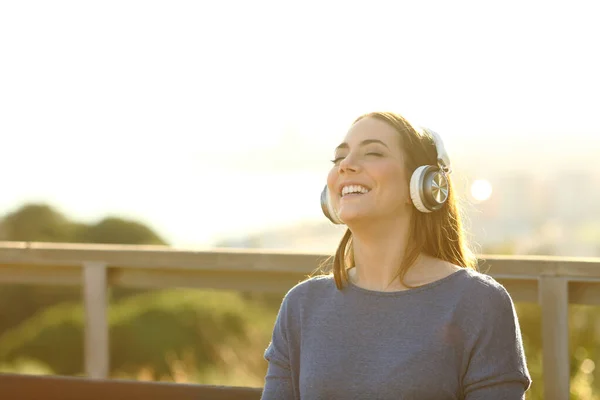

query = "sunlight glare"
[[471, 179, 493, 202]]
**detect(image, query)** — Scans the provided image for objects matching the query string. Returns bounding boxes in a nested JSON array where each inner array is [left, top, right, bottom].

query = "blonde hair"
[[318, 111, 477, 290]]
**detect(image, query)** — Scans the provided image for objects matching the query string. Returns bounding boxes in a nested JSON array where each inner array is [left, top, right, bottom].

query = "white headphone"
[[409, 128, 452, 213], [320, 127, 452, 224]]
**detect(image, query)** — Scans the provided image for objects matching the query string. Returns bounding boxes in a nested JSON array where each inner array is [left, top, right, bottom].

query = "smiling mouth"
[[341, 185, 371, 197]]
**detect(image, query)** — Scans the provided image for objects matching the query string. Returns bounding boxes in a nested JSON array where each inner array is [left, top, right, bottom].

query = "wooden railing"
[[0, 373, 262, 400], [1, 241, 599, 400]]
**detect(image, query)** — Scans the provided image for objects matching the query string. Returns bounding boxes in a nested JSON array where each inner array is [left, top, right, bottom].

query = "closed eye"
[[331, 152, 383, 165]]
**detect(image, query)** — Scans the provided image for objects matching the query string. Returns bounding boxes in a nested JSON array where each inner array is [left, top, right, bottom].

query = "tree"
[[0, 204, 166, 245], [0, 204, 75, 243], [81, 217, 166, 245]]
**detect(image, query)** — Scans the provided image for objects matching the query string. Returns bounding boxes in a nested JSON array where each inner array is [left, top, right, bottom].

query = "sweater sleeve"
[[261, 295, 296, 400], [462, 281, 532, 399]]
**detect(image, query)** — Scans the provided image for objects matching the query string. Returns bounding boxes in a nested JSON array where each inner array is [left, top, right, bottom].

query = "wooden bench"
[[0, 373, 263, 400]]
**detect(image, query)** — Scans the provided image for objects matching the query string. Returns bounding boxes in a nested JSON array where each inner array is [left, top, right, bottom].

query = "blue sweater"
[[261, 268, 531, 399]]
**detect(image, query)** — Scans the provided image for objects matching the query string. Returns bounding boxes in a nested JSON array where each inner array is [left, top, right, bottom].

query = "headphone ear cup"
[[410, 165, 432, 213], [320, 185, 343, 224], [410, 165, 449, 213]]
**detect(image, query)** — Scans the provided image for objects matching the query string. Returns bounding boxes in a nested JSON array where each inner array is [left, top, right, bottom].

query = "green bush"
[[0, 288, 278, 385]]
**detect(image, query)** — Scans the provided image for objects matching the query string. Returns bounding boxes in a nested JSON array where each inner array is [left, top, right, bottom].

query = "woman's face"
[[327, 117, 412, 225]]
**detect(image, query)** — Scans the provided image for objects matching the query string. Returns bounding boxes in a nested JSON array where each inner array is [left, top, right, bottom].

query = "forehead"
[[342, 117, 401, 146]]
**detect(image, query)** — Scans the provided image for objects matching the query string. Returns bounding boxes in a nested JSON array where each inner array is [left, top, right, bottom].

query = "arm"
[[462, 282, 532, 399], [261, 295, 296, 400]]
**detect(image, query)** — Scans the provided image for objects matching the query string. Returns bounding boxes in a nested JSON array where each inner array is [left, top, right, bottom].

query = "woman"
[[261, 112, 531, 399]]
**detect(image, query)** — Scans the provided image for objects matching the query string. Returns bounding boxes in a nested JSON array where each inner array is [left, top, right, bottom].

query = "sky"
[[0, 0, 598, 247]]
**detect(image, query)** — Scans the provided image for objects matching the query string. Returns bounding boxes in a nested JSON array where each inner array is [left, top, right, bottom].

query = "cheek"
[[375, 165, 409, 195], [326, 168, 338, 196]]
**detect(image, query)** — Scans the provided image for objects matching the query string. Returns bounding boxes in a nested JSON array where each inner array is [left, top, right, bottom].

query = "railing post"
[[539, 275, 570, 400], [83, 261, 109, 379]]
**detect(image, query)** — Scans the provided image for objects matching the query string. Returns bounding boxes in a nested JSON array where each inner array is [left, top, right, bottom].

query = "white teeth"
[[341, 185, 370, 196]]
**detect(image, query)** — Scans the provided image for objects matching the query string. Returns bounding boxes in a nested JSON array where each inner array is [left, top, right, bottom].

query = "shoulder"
[[274, 274, 335, 329], [462, 268, 513, 300], [457, 268, 519, 322], [282, 273, 335, 306]]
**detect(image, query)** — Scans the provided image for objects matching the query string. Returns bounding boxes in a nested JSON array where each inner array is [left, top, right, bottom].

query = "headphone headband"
[[423, 128, 452, 174]]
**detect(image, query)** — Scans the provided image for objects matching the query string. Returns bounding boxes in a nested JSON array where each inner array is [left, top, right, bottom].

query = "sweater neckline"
[[345, 268, 469, 297]]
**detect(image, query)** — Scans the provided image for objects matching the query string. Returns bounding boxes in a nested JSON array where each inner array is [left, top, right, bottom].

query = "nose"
[[338, 153, 360, 174]]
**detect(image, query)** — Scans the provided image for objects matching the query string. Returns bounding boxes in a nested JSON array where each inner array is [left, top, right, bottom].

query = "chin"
[[337, 212, 372, 225]]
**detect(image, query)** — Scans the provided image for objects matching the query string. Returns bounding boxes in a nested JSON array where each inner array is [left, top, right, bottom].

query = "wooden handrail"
[[0, 373, 262, 400]]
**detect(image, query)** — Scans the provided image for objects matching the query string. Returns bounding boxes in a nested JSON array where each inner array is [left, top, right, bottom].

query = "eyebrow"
[[335, 139, 389, 151]]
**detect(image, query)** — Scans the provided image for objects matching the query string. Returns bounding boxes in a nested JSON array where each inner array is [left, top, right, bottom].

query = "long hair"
[[325, 111, 477, 290]]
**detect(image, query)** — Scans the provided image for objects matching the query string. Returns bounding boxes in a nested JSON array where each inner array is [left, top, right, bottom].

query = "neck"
[[348, 213, 418, 291]]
